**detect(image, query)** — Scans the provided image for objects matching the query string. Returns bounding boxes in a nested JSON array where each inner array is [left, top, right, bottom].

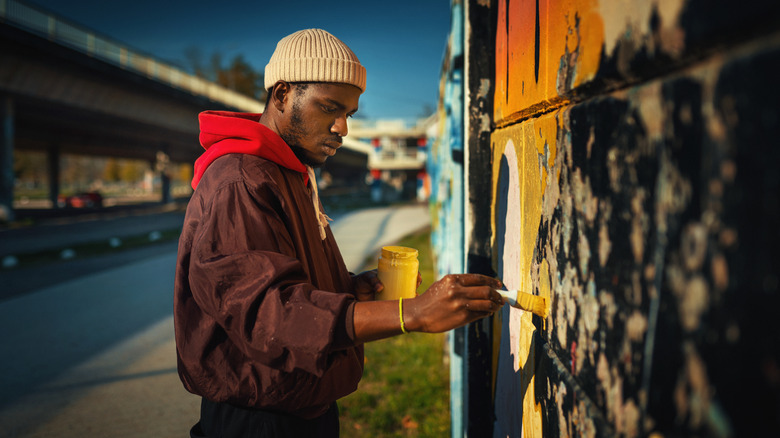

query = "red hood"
[[191, 111, 307, 189]]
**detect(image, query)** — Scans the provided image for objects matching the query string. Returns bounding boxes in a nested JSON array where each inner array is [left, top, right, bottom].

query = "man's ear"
[[270, 81, 292, 112]]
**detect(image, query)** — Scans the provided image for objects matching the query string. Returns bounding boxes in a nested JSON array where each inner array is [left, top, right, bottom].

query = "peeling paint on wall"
[[495, 0, 603, 122], [489, 43, 780, 437], [436, 1, 780, 437], [491, 110, 563, 436], [493, 132, 547, 437]]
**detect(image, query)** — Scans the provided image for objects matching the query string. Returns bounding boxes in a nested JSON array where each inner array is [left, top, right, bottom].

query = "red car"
[[57, 192, 104, 208]]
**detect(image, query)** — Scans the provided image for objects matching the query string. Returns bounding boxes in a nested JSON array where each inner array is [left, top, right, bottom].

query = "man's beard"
[[288, 144, 323, 168], [280, 100, 323, 168]]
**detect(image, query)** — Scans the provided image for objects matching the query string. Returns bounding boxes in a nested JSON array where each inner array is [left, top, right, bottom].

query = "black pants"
[[190, 398, 340, 438]]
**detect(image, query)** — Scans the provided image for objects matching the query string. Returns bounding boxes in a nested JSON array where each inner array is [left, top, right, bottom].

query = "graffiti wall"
[[431, 0, 780, 436], [426, 2, 472, 434]]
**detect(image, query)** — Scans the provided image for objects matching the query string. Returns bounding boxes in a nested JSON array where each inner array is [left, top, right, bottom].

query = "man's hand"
[[351, 273, 504, 344], [352, 270, 384, 302], [404, 274, 504, 333]]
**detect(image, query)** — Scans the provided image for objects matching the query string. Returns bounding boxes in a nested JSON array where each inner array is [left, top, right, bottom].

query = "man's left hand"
[[352, 270, 383, 301]]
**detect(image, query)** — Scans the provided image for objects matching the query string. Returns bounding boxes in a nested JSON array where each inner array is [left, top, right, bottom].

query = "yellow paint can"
[[377, 246, 419, 301]]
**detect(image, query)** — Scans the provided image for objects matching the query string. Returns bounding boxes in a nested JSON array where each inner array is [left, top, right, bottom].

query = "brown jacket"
[[174, 152, 363, 418]]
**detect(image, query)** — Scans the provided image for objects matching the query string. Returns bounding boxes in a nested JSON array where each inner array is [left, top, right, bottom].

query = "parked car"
[[57, 191, 104, 208]]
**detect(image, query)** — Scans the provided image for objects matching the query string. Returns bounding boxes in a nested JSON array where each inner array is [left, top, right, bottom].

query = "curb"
[[1, 227, 182, 270]]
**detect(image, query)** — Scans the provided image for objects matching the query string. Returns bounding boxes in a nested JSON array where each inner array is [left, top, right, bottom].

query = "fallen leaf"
[[402, 414, 419, 429]]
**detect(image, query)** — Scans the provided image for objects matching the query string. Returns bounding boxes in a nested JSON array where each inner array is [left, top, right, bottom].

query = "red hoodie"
[[192, 111, 308, 189]]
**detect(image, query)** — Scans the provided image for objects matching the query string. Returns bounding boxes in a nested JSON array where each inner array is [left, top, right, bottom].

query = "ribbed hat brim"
[[264, 29, 366, 92]]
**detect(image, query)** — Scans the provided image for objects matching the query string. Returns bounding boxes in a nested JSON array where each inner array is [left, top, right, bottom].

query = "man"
[[174, 28, 504, 437]]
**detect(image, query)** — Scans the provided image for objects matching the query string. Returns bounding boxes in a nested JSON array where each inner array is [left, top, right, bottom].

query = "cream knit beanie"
[[264, 29, 366, 92]]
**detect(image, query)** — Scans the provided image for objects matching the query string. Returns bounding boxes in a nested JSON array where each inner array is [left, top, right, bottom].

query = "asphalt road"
[[0, 207, 187, 258], [0, 203, 430, 438], [0, 247, 197, 438]]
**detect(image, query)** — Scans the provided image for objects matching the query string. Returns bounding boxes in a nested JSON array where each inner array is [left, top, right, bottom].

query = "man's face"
[[279, 82, 361, 168]]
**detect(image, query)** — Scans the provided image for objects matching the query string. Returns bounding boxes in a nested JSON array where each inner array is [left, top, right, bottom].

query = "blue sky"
[[27, 0, 453, 121]]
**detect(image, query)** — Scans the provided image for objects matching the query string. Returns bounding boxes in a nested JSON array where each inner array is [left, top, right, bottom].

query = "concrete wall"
[[427, 2, 469, 434], [431, 0, 780, 436]]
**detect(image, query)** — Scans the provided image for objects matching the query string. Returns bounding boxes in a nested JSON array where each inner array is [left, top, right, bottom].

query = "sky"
[[25, 0, 453, 122]]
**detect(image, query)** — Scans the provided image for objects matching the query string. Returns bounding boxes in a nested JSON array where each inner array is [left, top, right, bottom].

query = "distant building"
[[345, 116, 434, 203]]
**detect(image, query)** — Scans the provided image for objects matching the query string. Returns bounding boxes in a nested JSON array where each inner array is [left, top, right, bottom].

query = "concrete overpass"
[[0, 0, 372, 220]]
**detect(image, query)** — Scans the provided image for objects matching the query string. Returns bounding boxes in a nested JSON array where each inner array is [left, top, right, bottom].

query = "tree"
[[119, 160, 147, 184], [103, 158, 121, 183], [13, 150, 47, 186], [217, 55, 264, 101], [184, 47, 266, 101], [183, 47, 207, 80]]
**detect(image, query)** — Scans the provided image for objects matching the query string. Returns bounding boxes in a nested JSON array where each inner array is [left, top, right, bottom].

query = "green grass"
[[339, 226, 451, 437]]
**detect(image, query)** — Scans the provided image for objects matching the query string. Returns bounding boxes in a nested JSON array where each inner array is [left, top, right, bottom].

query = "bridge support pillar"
[[155, 149, 172, 204], [0, 95, 14, 222], [161, 172, 171, 204], [48, 143, 61, 208]]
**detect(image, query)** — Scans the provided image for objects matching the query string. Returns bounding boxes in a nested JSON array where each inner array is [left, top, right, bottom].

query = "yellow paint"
[[376, 246, 419, 300], [520, 123, 543, 298], [517, 290, 548, 318], [495, 0, 604, 122], [537, 114, 560, 189], [491, 113, 561, 296], [566, 7, 605, 88], [505, 289, 549, 318], [518, 312, 544, 438], [491, 111, 563, 436], [489, 125, 540, 295]]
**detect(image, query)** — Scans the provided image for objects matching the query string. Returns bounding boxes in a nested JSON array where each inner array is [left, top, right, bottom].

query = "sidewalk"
[[0, 202, 430, 438], [330, 203, 431, 272]]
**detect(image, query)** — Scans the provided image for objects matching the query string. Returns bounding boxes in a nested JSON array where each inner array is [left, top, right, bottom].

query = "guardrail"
[[0, 0, 262, 112]]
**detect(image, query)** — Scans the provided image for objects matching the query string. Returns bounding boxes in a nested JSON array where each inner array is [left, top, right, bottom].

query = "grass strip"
[[339, 226, 451, 437]]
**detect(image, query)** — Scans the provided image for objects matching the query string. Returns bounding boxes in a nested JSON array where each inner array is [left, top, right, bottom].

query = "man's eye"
[[322, 106, 336, 113]]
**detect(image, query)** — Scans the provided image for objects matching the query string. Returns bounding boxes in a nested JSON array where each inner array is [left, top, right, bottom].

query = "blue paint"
[[427, 2, 467, 436]]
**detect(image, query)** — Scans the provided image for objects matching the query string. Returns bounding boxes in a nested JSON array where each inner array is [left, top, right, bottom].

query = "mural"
[[495, 0, 603, 121], [429, 1, 465, 282], [431, 0, 780, 437], [492, 119, 557, 436], [488, 59, 780, 436]]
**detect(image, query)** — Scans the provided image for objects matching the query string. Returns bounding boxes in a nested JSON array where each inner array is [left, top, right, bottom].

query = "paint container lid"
[[381, 246, 418, 260]]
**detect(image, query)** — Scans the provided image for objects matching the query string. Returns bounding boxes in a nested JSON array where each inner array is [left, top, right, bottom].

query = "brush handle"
[[496, 289, 548, 318], [497, 289, 518, 307]]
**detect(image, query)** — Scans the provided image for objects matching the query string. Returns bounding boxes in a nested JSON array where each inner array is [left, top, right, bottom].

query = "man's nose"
[[331, 115, 348, 137]]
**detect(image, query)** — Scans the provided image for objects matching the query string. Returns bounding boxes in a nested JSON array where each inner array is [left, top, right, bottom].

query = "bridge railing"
[[0, 0, 262, 112]]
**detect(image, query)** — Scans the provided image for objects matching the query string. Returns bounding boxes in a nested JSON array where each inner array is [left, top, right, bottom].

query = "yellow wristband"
[[399, 298, 408, 334]]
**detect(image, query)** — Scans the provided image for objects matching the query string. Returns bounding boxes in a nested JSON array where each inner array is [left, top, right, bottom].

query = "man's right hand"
[[403, 274, 504, 333], [351, 273, 504, 344]]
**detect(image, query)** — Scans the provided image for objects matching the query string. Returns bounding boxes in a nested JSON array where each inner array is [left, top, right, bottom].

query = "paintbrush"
[[497, 289, 548, 318]]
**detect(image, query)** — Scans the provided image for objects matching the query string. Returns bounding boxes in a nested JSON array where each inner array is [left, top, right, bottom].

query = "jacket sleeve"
[[187, 178, 356, 377]]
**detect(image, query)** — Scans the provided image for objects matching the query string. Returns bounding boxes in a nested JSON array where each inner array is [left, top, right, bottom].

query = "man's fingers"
[[454, 273, 502, 288], [458, 284, 504, 304], [464, 298, 501, 314], [458, 284, 506, 315]]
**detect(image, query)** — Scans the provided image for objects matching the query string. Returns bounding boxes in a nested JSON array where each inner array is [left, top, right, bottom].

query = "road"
[[0, 204, 430, 438], [0, 245, 193, 438]]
